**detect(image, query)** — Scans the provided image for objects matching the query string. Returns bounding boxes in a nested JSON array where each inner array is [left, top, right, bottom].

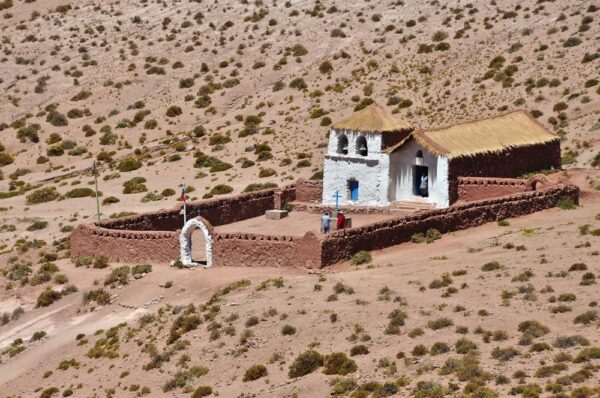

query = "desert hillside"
[[1, 0, 600, 396], [0, 169, 599, 397]]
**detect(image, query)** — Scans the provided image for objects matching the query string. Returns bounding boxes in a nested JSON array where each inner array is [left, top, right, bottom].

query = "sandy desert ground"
[[1, 0, 600, 396]]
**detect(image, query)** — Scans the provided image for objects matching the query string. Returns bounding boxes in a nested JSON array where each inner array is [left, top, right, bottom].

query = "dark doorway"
[[414, 166, 429, 197], [348, 180, 359, 201]]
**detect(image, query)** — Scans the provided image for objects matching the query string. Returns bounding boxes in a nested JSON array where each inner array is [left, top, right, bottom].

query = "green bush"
[[117, 157, 142, 172], [102, 196, 120, 205], [481, 261, 501, 271], [26, 187, 60, 205], [318, 60, 333, 74], [281, 324, 296, 335], [132, 264, 152, 275], [428, 317, 453, 330], [518, 320, 549, 338], [165, 105, 182, 117], [39, 387, 59, 398], [93, 255, 109, 269], [0, 152, 14, 166], [168, 313, 201, 344], [83, 288, 111, 305], [556, 196, 576, 210], [104, 266, 130, 286], [288, 350, 324, 378], [243, 364, 268, 381], [47, 145, 64, 156], [123, 177, 147, 194], [322, 352, 357, 375], [426, 228, 441, 243], [259, 168, 276, 178], [191, 386, 212, 398], [350, 251, 372, 266], [27, 220, 48, 231], [65, 188, 95, 198], [36, 288, 63, 307], [209, 184, 233, 196], [46, 110, 68, 127], [350, 345, 369, 356], [243, 183, 277, 193]]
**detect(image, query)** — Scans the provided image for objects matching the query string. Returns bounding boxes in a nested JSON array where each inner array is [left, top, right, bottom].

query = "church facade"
[[323, 104, 561, 208]]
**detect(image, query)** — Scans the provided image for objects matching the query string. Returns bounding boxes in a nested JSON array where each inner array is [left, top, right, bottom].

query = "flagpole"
[[93, 161, 101, 221], [182, 183, 187, 226]]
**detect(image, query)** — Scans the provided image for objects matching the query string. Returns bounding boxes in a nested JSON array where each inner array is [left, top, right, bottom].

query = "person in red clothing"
[[336, 212, 346, 230]]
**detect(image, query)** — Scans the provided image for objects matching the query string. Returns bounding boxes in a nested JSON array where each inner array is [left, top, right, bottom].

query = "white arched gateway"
[[180, 217, 213, 267]]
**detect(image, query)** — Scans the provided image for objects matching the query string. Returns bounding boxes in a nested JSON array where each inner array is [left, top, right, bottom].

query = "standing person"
[[336, 211, 346, 230], [321, 212, 331, 234], [420, 174, 428, 197]]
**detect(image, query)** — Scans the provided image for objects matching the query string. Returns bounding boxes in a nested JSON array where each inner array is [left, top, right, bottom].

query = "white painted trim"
[[180, 218, 213, 267]]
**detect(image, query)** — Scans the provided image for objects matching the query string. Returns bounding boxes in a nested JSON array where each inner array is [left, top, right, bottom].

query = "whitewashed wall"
[[388, 140, 449, 207], [322, 129, 390, 206]]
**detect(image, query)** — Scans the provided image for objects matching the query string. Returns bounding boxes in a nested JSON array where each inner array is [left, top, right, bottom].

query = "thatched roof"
[[331, 103, 413, 133], [387, 111, 559, 159]]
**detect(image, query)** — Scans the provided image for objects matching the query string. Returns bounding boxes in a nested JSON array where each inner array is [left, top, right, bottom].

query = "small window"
[[337, 134, 348, 155], [416, 150, 423, 158], [356, 136, 368, 156]]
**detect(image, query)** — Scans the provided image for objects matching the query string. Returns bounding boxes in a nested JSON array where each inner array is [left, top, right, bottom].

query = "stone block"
[[265, 210, 289, 220]]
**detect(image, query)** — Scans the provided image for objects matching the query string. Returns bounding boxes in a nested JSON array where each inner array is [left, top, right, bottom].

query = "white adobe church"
[[322, 103, 560, 208]]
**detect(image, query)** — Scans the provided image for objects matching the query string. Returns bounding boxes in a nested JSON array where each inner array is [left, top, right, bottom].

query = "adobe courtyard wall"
[[70, 177, 578, 268], [70, 224, 180, 263], [70, 184, 290, 263], [457, 176, 529, 202], [447, 141, 561, 203], [320, 181, 578, 266], [212, 231, 322, 269]]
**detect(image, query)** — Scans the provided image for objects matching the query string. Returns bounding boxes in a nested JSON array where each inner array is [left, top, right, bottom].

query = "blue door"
[[350, 181, 359, 201]]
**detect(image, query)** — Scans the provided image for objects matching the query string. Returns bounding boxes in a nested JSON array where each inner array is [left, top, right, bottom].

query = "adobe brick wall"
[[457, 176, 529, 202], [212, 231, 322, 268], [294, 179, 323, 203], [448, 141, 561, 203], [320, 182, 578, 266], [70, 182, 298, 263], [70, 224, 179, 263], [70, 178, 578, 268]]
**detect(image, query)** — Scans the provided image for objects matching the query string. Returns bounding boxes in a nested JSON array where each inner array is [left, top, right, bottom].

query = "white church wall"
[[322, 129, 390, 206], [388, 140, 449, 208]]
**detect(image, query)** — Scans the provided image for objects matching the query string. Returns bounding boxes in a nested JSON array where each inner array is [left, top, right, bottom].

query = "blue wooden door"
[[350, 181, 359, 201]]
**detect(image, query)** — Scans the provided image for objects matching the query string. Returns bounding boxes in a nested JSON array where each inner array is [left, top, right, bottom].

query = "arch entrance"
[[179, 217, 213, 267]]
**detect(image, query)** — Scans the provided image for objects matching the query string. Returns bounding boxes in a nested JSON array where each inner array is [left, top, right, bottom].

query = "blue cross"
[[332, 190, 342, 210]]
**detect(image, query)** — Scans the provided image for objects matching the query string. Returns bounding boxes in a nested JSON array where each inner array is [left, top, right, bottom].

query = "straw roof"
[[331, 103, 413, 133], [387, 111, 559, 159]]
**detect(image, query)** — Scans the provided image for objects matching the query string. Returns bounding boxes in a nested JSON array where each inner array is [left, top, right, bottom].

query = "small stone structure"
[[265, 210, 288, 220]]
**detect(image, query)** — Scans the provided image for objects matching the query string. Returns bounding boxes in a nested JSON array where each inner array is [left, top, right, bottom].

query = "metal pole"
[[183, 183, 187, 226], [93, 161, 101, 221]]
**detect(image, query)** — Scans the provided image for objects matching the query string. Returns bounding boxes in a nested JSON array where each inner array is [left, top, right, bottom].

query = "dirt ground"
[[0, 170, 598, 397], [1, 0, 599, 396], [215, 211, 398, 237]]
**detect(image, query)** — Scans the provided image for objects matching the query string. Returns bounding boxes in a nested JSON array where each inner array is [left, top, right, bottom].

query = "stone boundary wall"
[[320, 182, 578, 266], [294, 179, 323, 203], [212, 231, 322, 268], [71, 183, 298, 263], [291, 203, 395, 215], [70, 224, 180, 263], [71, 178, 578, 268], [457, 176, 529, 202]]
